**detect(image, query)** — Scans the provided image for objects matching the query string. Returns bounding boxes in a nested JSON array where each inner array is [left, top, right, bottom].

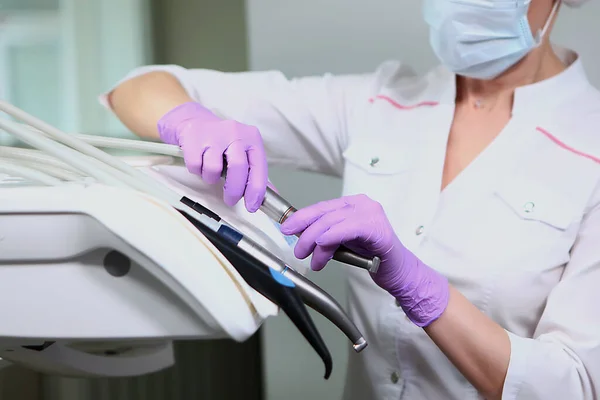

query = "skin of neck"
[[456, 0, 566, 105]]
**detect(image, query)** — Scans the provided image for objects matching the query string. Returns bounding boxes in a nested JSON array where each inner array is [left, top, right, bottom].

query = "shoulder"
[[540, 86, 600, 210], [543, 86, 600, 164], [534, 51, 600, 163]]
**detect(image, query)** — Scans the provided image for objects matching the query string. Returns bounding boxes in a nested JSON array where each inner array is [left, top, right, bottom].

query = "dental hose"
[[0, 145, 83, 172], [0, 160, 63, 186], [7, 160, 85, 182]]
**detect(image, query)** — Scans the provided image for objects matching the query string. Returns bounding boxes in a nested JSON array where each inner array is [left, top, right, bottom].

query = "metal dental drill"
[[260, 186, 381, 274]]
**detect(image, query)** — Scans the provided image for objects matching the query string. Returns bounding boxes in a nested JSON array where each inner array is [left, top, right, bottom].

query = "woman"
[[103, 0, 600, 398]]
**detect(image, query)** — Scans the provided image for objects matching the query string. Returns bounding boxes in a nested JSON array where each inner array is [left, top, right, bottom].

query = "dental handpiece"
[[237, 237, 368, 352], [260, 187, 381, 274], [181, 197, 368, 353]]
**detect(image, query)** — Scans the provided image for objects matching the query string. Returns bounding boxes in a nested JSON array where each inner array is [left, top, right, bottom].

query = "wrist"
[[389, 253, 450, 328], [156, 101, 220, 145]]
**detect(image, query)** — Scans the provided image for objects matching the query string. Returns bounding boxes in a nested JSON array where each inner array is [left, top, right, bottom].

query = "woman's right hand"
[[157, 102, 268, 213]]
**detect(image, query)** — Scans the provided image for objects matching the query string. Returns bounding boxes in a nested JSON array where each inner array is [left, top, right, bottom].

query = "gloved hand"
[[157, 102, 268, 212], [279, 194, 450, 327]]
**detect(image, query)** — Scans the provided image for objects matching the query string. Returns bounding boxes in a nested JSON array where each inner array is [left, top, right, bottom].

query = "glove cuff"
[[391, 255, 450, 328]]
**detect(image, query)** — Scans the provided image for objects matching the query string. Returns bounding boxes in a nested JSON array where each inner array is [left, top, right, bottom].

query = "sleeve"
[[99, 64, 381, 177], [501, 192, 600, 399]]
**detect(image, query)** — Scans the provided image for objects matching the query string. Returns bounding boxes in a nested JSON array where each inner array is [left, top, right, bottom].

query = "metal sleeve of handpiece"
[[262, 186, 380, 273], [109, 71, 193, 141]]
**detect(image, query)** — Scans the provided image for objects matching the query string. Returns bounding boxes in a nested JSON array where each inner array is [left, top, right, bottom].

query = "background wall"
[[150, 0, 248, 71], [0, 0, 59, 11], [245, 1, 600, 399], [247, 1, 600, 81]]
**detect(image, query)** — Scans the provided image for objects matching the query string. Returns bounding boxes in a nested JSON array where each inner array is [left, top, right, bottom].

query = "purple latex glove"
[[157, 102, 268, 212], [279, 194, 450, 327]]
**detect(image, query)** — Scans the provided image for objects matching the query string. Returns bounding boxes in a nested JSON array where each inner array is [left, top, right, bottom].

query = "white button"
[[415, 225, 425, 235], [523, 202, 535, 213], [391, 371, 400, 384], [369, 156, 380, 167]]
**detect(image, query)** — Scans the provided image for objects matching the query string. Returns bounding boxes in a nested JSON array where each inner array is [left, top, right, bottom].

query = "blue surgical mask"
[[423, 0, 559, 80]]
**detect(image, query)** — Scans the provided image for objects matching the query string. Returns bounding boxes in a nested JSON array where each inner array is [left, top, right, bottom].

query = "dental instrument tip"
[[324, 360, 332, 380], [352, 337, 368, 353]]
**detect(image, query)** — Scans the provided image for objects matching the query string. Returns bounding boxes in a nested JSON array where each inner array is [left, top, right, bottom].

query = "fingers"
[[286, 205, 358, 272], [199, 141, 267, 212], [311, 244, 338, 271], [180, 119, 268, 213], [202, 145, 227, 184], [279, 200, 376, 271], [244, 143, 268, 213], [315, 220, 364, 248], [306, 220, 368, 271], [182, 141, 208, 177], [293, 208, 348, 259], [223, 141, 250, 207], [211, 141, 267, 212], [280, 197, 351, 235]]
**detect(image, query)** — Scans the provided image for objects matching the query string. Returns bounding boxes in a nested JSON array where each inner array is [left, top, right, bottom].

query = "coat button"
[[395, 298, 401, 307], [415, 225, 425, 235], [523, 202, 535, 213], [369, 157, 380, 167], [391, 371, 400, 384]]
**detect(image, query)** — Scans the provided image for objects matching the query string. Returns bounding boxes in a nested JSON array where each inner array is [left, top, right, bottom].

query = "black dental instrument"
[[178, 209, 333, 379], [180, 196, 368, 353]]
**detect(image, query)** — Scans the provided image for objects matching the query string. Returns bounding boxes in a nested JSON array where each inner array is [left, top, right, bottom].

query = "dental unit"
[[0, 100, 367, 380]]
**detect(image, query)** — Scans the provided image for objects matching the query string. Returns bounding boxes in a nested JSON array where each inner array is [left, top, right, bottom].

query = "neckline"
[[435, 47, 590, 115]]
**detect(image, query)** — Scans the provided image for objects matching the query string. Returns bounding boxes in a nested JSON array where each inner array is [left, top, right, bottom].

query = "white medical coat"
[[107, 47, 600, 399]]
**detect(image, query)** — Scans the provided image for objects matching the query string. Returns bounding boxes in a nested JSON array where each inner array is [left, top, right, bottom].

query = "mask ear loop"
[[534, 0, 561, 44]]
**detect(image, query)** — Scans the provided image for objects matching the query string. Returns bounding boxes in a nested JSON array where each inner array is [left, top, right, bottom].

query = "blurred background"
[[0, 0, 599, 399]]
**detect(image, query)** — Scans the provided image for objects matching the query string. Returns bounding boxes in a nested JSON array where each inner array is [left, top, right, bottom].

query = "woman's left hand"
[[280, 194, 398, 272], [280, 194, 450, 327]]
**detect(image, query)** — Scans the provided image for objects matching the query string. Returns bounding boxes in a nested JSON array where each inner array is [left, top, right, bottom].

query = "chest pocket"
[[341, 140, 416, 204], [467, 175, 584, 270], [495, 179, 576, 231]]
